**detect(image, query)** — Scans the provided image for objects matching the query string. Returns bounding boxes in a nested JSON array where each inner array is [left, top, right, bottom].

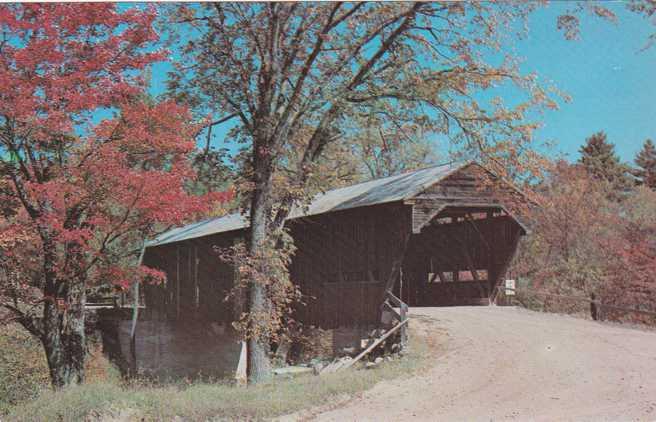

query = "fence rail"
[[501, 286, 656, 318]]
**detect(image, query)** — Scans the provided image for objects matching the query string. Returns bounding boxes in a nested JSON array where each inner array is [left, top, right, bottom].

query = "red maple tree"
[[0, 4, 229, 387]]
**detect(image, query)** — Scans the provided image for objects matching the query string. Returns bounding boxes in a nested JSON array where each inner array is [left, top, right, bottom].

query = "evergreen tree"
[[578, 132, 631, 193], [633, 139, 656, 189]]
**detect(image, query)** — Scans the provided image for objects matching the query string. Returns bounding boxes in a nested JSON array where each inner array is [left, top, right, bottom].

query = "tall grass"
[[9, 334, 429, 421]]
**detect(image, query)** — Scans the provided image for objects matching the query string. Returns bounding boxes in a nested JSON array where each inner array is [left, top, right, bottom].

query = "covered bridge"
[[99, 161, 528, 378], [141, 161, 527, 328]]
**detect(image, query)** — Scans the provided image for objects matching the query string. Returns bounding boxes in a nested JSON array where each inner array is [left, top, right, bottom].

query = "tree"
[[514, 162, 617, 299], [513, 162, 656, 323], [578, 131, 631, 195], [634, 139, 656, 189], [602, 186, 656, 322], [344, 113, 439, 180], [0, 4, 229, 388], [170, 2, 560, 382]]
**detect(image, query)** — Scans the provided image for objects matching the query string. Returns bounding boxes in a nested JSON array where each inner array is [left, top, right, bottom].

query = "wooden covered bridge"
[[141, 161, 527, 328], [98, 161, 527, 378]]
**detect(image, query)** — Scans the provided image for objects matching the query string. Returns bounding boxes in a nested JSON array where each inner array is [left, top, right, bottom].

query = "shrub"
[[0, 324, 50, 414]]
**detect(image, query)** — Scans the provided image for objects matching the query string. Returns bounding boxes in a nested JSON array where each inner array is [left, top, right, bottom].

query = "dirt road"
[[314, 307, 656, 422]]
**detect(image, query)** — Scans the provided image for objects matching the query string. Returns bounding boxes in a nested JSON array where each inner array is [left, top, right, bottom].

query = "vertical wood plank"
[[176, 245, 180, 319]]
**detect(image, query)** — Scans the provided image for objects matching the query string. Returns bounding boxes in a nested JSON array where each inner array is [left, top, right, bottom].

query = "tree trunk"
[[590, 292, 598, 321], [41, 283, 87, 389], [246, 151, 274, 383]]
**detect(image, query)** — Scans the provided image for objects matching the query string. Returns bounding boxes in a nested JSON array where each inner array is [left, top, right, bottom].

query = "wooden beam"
[[381, 301, 403, 322], [445, 231, 489, 300], [464, 214, 492, 253], [381, 230, 411, 299], [412, 205, 445, 233], [386, 290, 404, 307], [335, 319, 409, 372], [176, 245, 180, 319], [194, 246, 199, 309], [490, 225, 521, 304]]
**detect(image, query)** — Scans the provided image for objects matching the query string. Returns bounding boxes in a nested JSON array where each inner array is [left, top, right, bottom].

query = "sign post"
[[505, 279, 516, 296]]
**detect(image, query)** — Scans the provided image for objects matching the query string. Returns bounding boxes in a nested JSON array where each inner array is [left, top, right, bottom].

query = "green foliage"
[[578, 131, 632, 195], [218, 229, 301, 343], [634, 139, 656, 189], [8, 330, 429, 421], [189, 148, 235, 197], [343, 112, 440, 180]]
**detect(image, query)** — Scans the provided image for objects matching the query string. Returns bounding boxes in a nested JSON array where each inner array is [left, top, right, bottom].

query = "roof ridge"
[[314, 159, 465, 195]]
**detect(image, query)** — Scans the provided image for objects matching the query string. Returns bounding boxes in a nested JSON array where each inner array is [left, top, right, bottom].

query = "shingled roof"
[[147, 161, 470, 247]]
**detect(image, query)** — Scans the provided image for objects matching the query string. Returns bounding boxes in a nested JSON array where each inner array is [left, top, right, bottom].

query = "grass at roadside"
[[8, 328, 432, 421]]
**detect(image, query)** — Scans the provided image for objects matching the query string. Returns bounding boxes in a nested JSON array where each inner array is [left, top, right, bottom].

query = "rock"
[[365, 361, 377, 369], [374, 357, 384, 364], [273, 366, 314, 377], [341, 346, 357, 356]]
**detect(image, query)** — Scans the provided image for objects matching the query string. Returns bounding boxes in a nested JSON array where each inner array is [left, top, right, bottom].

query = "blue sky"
[[145, 2, 655, 165], [511, 2, 656, 163]]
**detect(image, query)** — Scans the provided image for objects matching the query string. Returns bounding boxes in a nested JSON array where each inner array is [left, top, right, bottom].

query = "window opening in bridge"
[[457, 270, 488, 282], [427, 271, 455, 283]]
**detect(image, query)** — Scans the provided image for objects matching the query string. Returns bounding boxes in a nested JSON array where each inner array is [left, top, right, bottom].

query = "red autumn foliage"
[[0, 4, 231, 387], [599, 188, 656, 323], [514, 162, 656, 324]]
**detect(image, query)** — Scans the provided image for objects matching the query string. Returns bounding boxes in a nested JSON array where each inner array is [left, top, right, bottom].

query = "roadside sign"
[[505, 279, 516, 296]]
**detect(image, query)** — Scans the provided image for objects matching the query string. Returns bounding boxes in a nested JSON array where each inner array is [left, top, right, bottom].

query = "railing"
[[85, 296, 119, 309], [383, 290, 409, 348], [500, 286, 656, 319], [85, 294, 144, 309]]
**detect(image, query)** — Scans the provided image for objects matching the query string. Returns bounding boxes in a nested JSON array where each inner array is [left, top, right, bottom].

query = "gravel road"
[[314, 306, 656, 422]]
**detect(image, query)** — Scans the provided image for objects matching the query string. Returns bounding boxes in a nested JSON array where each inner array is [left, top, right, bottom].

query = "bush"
[[0, 323, 50, 414], [0, 323, 122, 416]]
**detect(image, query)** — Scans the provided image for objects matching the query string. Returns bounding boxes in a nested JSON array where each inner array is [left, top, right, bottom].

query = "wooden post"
[[194, 246, 199, 309], [489, 224, 521, 305], [176, 245, 181, 319], [386, 291, 409, 349], [130, 245, 146, 377], [235, 340, 247, 385], [398, 266, 403, 304], [399, 301, 408, 348], [337, 319, 409, 372]]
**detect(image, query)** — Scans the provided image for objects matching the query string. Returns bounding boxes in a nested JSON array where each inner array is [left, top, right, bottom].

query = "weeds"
[[8, 329, 430, 421]]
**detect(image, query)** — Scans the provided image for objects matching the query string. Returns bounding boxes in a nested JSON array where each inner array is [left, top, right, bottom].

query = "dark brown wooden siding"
[[141, 163, 526, 328], [288, 202, 412, 328], [143, 203, 413, 328], [142, 232, 237, 323]]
